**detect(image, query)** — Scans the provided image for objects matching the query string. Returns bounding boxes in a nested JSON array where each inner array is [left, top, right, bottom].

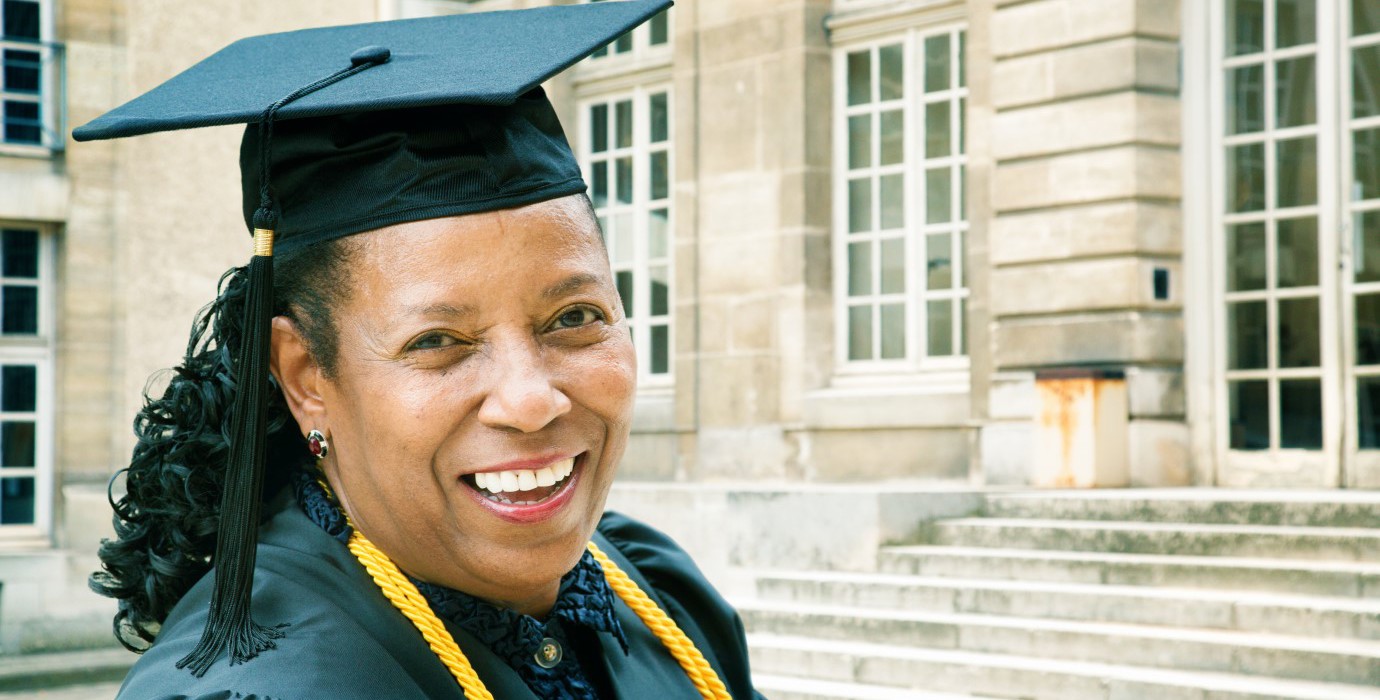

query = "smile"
[[460, 454, 585, 523]]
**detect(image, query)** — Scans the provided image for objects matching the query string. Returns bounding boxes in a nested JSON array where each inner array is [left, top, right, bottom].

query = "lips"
[[460, 454, 584, 522]]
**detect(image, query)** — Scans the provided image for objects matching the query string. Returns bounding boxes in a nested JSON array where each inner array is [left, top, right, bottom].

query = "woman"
[[76, 2, 760, 698]]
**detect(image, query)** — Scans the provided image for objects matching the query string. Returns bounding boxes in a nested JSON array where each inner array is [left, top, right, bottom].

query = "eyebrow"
[[402, 302, 477, 319], [542, 273, 604, 301]]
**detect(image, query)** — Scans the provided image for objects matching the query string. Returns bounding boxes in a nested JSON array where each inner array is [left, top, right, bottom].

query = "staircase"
[[744, 490, 1380, 699]]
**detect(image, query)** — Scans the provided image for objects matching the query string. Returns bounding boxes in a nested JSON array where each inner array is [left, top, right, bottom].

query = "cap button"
[[534, 637, 563, 669], [350, 45, 391, 67]]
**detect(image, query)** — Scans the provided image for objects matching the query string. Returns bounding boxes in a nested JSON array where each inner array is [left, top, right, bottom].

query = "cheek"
[[571, 335, 638, 425]]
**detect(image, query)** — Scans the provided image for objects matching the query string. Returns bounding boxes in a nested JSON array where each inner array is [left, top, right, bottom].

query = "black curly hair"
[[90, 237, 356, 652]]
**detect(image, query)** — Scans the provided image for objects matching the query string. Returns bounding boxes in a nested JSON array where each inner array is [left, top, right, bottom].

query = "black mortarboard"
[[75, 0, 671, 676]]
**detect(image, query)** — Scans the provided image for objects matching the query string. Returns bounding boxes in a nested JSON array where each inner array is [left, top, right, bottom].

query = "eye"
[[407, 331, 462, 351], [551, 305, 604, 330]]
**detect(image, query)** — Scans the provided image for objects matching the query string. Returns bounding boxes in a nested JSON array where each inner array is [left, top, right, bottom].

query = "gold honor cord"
[[346, 530, 732, 700]]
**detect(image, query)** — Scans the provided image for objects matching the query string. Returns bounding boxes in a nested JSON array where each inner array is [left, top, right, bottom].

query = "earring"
[[307, 429, 330, 459]]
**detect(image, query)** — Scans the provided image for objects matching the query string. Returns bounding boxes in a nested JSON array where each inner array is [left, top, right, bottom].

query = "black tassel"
[[176, 217, 285, 676]]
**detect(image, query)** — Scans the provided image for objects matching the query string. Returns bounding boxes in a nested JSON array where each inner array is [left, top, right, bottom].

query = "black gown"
[[115, 489, 762, 699]]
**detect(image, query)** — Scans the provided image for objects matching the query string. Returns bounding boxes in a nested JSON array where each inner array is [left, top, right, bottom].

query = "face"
[[278, 195, 636, 616]]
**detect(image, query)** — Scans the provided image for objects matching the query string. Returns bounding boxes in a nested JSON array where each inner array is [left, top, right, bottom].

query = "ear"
[[270, 316, 329, 436]]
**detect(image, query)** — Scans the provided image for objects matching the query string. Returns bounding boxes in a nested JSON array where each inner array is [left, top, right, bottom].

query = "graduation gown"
[[116, 489, 761, 699]]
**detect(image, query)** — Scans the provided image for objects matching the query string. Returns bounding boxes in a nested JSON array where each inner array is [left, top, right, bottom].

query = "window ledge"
[[805, 370, 971, 430], [827, 0, 965, 45], [572, 50, 673, 93]]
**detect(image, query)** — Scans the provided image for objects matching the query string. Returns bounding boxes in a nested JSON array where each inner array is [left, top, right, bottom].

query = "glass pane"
[[615, 156, 633, 205], [648, 209, 669, 259], [2, 49, 39, 93], [958, 98, 966, 155], [649, 10, 669, 45], [591, 104, 608, 153], [1276, 137, 1317, 208], [958, 31, 967, 88], [3, 100, 40, 145], [616, 270, 634, 317], [650, 92, 669, 143], [612, 214, 633, 264], [1358, 293, 1380, 365], [615, 32, 633, 54], [1276, 217, 1318, 287], [1226, 0, 1265, 56], [1229, 300, 1268, 370], [848, 305, 873, 360], [880, 174, 904, 230], [591, 161, 608, 208], [848, 242, 871, 297], [2, 229, 37, 278], [1360, 377, 1380, 448], [1, 365, 35, 412], [849, 178, 872, 233], [1358, 211, 1380, 283], [1228, 143, 1266, 212], [1279, 379, 1323, 448], [1, 420, 33, 467], [848, 115, 871, 169], [927, 233, 953, 290], [1356, 0, 1380, 37], [650, 266, 669, 316], [615, 100, 633, 149], [927, 299, 953, 356], [2, 285, 36, 334], [1, 1, 39, 40], [1355, 127, 1380, 201], [926, 167, 952, 223], [959, 297, 968, 355], [880, 237, 905, 294], [958, 231, 967, 287], [1275, 0, 1315, 47], [879, 110, 903, 166], [1356, 44, 1380, 119], [924, 34, 950, 93], [879, 44, 903, 101], [880, 303, 905, 359], [1275, 56, 1316, 128], [650, 151, 668, 201], [1277, 296, 1320, 367], [650, 325, 669, 375], [1229, 380, 1270, 449], [1226, 64, 1264, 134], [925, 101, 951, 158], [847, 51, 871, 106], [0, 477, 33, 526], [1227, 222, 1267, 291]]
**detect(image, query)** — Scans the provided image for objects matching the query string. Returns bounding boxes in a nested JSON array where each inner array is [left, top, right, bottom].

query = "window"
[[1, 0, 57, 149], [587, 0, 670, 59], [0, 227, 51, 532], [835, 27, 968, 372], [581, 89, 673, 384]]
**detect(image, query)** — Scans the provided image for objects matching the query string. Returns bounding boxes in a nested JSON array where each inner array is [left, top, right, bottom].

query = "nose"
[[476, 336, 572, 433]]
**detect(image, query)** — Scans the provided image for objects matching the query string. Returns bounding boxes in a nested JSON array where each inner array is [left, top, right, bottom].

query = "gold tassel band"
[[252, 228, 275, 257]]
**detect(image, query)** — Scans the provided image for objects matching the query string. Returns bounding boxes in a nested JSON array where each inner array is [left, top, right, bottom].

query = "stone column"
[[980, 0, 1188, 486]]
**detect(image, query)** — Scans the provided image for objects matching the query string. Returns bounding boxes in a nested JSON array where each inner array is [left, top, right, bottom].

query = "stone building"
[[0, 0, 1377, 685]]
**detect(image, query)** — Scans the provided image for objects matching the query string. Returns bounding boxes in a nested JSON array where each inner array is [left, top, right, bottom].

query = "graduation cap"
[[75, 0, 671, 676]]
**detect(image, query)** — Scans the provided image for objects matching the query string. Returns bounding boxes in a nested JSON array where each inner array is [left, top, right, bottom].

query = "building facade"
[[0, 0, 1375, 652]]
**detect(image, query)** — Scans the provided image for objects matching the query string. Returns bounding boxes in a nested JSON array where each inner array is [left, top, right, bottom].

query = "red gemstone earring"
[[307, 429, 330, 459]]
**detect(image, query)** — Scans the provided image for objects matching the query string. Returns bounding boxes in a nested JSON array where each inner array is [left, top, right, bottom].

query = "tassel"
[[176, 217, 285, 676]]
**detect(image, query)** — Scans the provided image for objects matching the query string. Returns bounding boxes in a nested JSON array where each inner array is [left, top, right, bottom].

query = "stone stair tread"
[[756, 569, 1380, 612], [983, 489, 1380, 505], [736, 599, 1380, 656], [882, 545, 1380, 573], [935, 517, 1380, 538], [753, 673, 998, 700], [0, 648, 133, 691], [747, 633, 1380, 699]]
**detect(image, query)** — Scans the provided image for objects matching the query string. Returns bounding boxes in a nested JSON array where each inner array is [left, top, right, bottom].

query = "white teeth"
[[473, 457, 578, 495]]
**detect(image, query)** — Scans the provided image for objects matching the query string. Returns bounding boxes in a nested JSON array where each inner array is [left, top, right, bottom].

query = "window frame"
[[0, 0, 62, 155], [582, 0, 672, 63], [0, 223, 56, 541], [831, 24, 970, 382], [577, 85, 675, 390]]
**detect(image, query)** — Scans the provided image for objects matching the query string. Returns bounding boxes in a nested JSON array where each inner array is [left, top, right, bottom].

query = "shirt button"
[[535, 637, 563, 668]]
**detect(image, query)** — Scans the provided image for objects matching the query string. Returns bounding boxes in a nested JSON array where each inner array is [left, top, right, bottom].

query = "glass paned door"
[[1346, 1, 1380, 486]]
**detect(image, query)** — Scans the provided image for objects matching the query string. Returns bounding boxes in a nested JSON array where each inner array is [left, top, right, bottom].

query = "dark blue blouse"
[[293, 469, 629, 699]]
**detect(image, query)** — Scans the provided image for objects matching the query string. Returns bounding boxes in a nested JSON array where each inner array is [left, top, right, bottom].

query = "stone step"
[[747, 633, 1380, 700], [981, 489, 1380, 527], [0, 648, 133, 692], [754, 570, 1380, 639], [754, 674, 997, 700], [736, 601, 1380, 685], [930, 518, 1380, 561], [877, 546, 1380, 597]]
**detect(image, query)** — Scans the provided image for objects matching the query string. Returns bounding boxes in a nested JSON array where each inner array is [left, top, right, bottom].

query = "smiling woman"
[[74, 2, 760, 698]]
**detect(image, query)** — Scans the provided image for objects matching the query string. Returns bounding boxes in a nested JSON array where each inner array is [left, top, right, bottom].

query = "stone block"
[[619, 431, 679, 481], [991, 257, 1177, 316], [0, 169, 69, 223], [802, 386, 969, 430], [988, 372, 1037, 420], [696, 297, 730, 354], [994, 146, 1181, 212], [993, 0, 1138, 58], [729, 295, 778, 352], [698, 10, 783, 66], [1126, 366, 1185, 418], [990, 200, 1182, 265], [697, 425, 790, 479], [803, 427, 969, 481], [992, 92, 1180, 161], [980, 420, 1034, 485], [698, 233, 779, 295], [700, 175, 779, 238], [1127, 419, 1191, 486], [994, 38, 1179, 110], [699, 67, 761, 174], [993, 311, 1183, 368]]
